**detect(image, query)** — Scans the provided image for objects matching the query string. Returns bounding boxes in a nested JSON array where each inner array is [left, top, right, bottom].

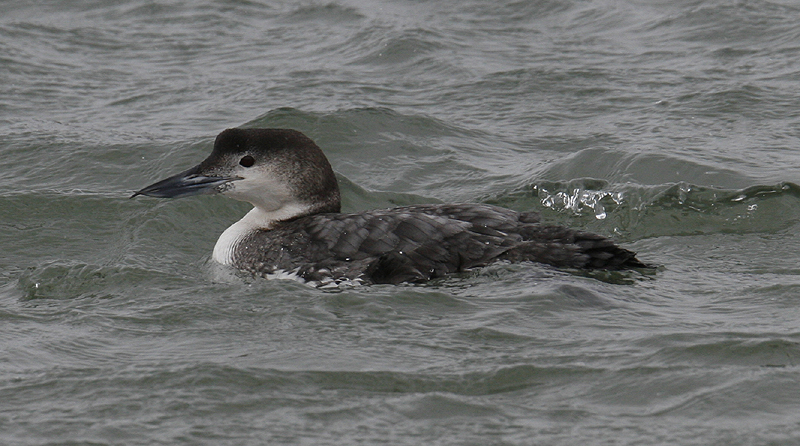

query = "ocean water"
[[3, 0, 800, 444]]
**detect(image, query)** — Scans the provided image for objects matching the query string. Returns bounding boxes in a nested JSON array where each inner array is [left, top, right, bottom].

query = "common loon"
[[133, 128, 647, 284]]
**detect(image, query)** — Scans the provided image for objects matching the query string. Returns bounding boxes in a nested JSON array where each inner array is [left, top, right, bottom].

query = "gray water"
[[3, 0, 800, 444]]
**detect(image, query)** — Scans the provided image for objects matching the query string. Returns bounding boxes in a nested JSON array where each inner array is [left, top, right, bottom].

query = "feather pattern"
[[232, 203, 645, 284]]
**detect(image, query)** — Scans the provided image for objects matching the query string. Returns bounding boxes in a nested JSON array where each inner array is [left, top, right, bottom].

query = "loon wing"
[[303, 205, 521, 283], [239, 204, 643, 284]]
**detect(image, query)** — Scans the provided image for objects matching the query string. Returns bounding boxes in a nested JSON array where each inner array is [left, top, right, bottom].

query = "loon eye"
[[239, 155, 255, 167]]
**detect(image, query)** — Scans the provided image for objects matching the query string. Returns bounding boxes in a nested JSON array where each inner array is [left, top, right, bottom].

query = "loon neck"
[[212, 204, 312, 265]]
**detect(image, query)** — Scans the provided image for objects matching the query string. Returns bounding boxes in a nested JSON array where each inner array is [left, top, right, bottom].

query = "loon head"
[[133, 128, 342, 221]]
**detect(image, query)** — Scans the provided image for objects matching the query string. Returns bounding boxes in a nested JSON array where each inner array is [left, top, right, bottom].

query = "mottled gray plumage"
[[233, 203, 646, 284], [133, 128, 648, 285]]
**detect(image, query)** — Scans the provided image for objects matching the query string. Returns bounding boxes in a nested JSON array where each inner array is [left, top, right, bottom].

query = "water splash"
[[533, 180, 625, 220]]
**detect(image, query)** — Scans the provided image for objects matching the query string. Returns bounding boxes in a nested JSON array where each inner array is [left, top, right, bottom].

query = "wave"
[[488, 180, 800, 240]]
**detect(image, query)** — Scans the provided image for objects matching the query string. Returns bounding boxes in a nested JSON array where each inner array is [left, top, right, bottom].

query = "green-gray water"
[[3, 1, 800, 444]]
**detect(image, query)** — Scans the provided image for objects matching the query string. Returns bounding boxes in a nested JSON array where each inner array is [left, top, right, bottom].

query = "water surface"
[[3, 0, 800, 444]]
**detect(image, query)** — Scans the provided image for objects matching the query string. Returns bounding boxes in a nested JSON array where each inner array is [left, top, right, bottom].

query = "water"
[[3, 0, 800, 444]]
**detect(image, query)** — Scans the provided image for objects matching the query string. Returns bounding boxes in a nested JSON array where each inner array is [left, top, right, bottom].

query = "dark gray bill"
[[131, 165, 238, 199]]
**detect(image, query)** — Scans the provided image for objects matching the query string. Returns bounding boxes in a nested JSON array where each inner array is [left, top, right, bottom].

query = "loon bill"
[[133, 128, 648, 285]]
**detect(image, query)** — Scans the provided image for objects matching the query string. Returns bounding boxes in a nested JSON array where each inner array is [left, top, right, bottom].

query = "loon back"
[[132, 128, 648, 285], [232, 203, 646, 285]]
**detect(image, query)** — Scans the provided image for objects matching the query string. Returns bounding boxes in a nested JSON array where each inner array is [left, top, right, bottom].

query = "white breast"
[[211, 204, 311, 265]]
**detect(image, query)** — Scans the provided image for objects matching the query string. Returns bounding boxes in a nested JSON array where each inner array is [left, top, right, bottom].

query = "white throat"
[[212, 203, 310, 265]]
